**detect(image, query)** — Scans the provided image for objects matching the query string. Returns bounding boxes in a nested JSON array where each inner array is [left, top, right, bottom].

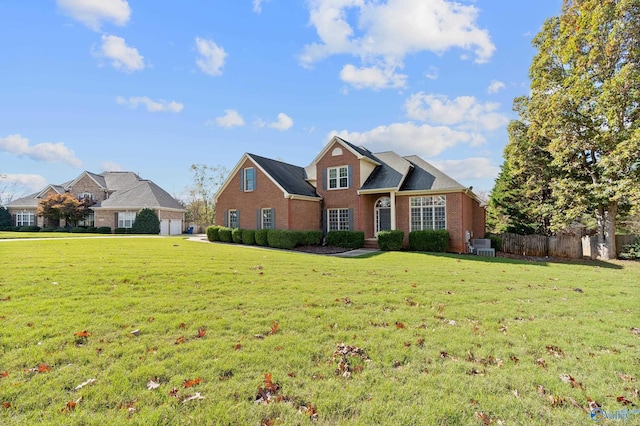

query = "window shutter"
[[271, 208, 276, 229], [256, 209, 261, 230], [223, 210, 228, 227], [348, 165, 353, 188], [236, 210, 240, 228], [323, 209, 328, 234], [239, 170, 244, 192], [348, 208, 354, 230], [322, 168, 327, 191]]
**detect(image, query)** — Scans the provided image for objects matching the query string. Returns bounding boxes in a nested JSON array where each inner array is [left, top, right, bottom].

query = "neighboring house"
[[214, 136, 485, 252], [6, 171, 185, 235]]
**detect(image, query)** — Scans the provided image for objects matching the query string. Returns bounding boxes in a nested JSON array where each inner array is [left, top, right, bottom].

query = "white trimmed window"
[[78, 192, 94, 201], [244, 167, 255, 191], [261, 208, 274, 229], [328, 208, 350, 231], [410, 196, 446, 231], [118, 211, 136, 228], [328, 166, 349, 190], [228, 209, 238, 228], [16, 211, 35, 226]]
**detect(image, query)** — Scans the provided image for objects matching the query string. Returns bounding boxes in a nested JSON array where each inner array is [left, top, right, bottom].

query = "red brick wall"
[[215, 158, 320, 230], [315, 142, 362, 230]]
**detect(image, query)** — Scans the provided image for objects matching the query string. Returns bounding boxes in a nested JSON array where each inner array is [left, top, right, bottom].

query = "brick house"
[[6, 171, 185, 235], [214, 136, 486, 252]]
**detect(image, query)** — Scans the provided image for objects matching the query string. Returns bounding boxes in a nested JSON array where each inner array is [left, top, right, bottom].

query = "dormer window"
[[78, 192, 94, 201]]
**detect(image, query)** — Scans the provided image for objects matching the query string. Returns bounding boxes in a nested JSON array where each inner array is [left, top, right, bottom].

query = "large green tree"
[[511, 0, 640, 259]]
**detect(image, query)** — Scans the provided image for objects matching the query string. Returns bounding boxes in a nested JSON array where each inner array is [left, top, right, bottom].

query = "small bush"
[[114, 228, 131, 234], [53, 228, 69, 233], [619, 238, 640, 260], [242, 229, 256, 245], [326, 231, 364, 249], [70, 227, 87, 233], [255, 229, 269, 246], [19, 226, 41, 232], [488, 234, 502, 251], [232, 228, 243, 244], [218, 227, 232, 243], [40, 227, 59, 233], [11, 226, 20, 231], [86, 226, 97, 233], [96, 226, 112, 234], [131, 208, 160, 234], [377, 230, 404, 251], [206, 226, 222, 242], [300, 230, 323, 246], [0, 226, 14, 231], [267, 230, 300, 250], [408, 229, 449, 252]]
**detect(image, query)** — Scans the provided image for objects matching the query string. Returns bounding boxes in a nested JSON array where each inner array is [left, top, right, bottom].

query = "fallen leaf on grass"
[[512, 389, 520, 398], [536, 358, 547, 369], [182, 392, 205, 404], [631, 327, 640, 335], [546, 345, 564, 357], [74, 378, 96, 391], [395, 322, 405, 329], [547, 394, 566, 407], [0, 371, 8, 378], [559, 374, 583, 389], [174, 336, 185, 345], [256, 373, 280, 404], [147, 379, 160, 390], [62, 397, 82, 413], [0, 296, 10, 302], [25, 364, 51, 374], [2, 402, 11, 409], [270, 321, 279, 335], [168, 388, 180, 398], [475, 411, 492, 425], [233, 343, 242, 350], [196, 328, 206, 338], [417, 338, 425, 347], [74, 330, 90, 337], [183, 378, 203, 388], [617, 396, 636, 406], [617, 373, 636, 382]]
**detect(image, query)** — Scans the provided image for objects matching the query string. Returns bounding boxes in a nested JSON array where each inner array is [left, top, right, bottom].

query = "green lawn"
[[0, 237, 638, 425]]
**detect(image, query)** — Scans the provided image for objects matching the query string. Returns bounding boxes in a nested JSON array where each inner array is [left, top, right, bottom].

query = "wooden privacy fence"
[[501, 233, 583, 259], [502, 233, 639, 259]]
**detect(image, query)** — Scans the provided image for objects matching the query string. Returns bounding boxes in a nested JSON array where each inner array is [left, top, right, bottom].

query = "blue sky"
[[0, 0, 562, 202]]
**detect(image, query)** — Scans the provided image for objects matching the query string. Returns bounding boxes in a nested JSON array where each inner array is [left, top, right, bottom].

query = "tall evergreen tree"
[[508, 0, 640, 259]]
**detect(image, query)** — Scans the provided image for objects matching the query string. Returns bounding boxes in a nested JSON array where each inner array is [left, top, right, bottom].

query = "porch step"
[[363, 238, 379, 249]]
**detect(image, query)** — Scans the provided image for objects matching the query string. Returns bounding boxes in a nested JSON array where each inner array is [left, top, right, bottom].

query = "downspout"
[[390, 191, 396, 230]]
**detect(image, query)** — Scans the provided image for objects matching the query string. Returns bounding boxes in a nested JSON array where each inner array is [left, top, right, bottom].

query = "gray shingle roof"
[[337, 137, 380, 163], [5, 193, 39, 208], [97, 180, 184, 210], [400, 155, 466, 191], [360, 151, 412, 190], [249, 154, 320, 198]]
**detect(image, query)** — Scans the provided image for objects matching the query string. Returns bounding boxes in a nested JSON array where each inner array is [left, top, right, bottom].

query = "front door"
[[375, 197, 391, 235]]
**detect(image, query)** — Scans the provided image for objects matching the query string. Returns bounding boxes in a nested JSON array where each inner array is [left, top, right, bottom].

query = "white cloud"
[[268, 113, 294, 131], [0, 134, 82, 168], [195, 37, 227, 76], [214, 109, 245, 128], [339, 64, 407, 90], [253, 0, 269, 13], [94, 34, 144, 72], [0, 174, 48, 192], [330, 122, 478, 158], [430, 157, 500, 180], [116, 96, 184, 113], [424, 66, 439, 80], [487, 80, 506, 94], [405, 93, 509, 131], [101, 160, 123, 171], [301, 0, 495, 88], [57, 0, 130, 31]]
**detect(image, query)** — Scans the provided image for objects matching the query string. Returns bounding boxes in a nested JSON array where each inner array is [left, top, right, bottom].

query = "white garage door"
[[169, 219, 182, 235], [160, 220, 169, 235]]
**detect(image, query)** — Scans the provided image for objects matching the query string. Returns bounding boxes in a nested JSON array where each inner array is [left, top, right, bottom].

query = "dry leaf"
[[475, 411, 492, 425], [270, 321, 279, 335], [147, 379, 160, 390], [74, 378, 96, 391], [74, 330, 90, 337], [183, 378, 203, 388], [233, 343, 242, 351], [182, 392, 204, 403], [2, 402, 11, 409], [196, 328, 206, 338], [617, 396, 636, 406], [174, 336, 185, 345], [0, 371, 8, 379], [617, 373, 636, 382], [395, 322, 405, 329]]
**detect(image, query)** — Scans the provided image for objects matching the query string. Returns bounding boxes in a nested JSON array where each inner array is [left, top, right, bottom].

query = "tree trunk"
[[596, 202, 617, 260]]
